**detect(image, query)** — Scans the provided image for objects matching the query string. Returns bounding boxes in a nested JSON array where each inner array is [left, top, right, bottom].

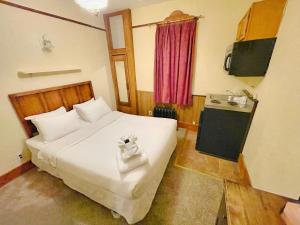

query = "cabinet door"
[[196, 108, 250, 162], [236, 9, 251, 41], [245, 0, 287, 40]]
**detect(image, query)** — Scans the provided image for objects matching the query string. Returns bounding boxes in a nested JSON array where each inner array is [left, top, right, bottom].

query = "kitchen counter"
[[224, 181, 287, 225], [205, 94, 254, 113]]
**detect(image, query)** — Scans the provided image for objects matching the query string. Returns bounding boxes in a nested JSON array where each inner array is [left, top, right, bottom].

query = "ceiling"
[[98, 0, 174, 13]]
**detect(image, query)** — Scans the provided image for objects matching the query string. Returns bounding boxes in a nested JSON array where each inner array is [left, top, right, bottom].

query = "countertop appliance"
[[196, 94, 256, 161], [224, 38, 277, 76]]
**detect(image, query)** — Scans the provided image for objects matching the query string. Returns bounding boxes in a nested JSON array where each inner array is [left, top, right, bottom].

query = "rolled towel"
[[118, 135, 142, 161], [116, 149, 148, 173]]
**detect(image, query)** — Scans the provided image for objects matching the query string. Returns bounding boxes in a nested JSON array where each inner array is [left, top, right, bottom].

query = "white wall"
[[0, 1, 114, 175], [9, 0, 105, 27], [243, 0, 300, 199], [131, 0, 256, 95]]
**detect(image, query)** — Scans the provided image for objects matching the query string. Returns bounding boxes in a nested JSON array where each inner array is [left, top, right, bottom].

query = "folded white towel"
[[116, 149, 148, 173], [118, 135, 142, 161], [120, 145, 143, 161]]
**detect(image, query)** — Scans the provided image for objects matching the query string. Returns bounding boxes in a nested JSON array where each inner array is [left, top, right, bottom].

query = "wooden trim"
[[178, 121, 198, 131], [111, 54, 132, 107], [8, 81, 92, 97], [0, 161, 35, 188], [102, 8, 131, 17], [192, 94, 207, 98], [238, 154, 252, 186], [103, 9, 138, 115], [0, 0, 105, 31]]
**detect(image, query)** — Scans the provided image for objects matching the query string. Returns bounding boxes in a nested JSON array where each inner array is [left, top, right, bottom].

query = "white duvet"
[[26, 111, 177, 200]]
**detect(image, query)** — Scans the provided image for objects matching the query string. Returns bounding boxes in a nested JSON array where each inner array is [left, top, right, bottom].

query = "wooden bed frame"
[[9, 81, 94, 138]]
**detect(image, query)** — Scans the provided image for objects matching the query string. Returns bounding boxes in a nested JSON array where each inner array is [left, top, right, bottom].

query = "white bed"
[[26, 111, 177, 224]]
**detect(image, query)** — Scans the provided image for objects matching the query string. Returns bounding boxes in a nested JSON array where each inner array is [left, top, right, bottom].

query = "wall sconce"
[[42, 35, 54, 52]]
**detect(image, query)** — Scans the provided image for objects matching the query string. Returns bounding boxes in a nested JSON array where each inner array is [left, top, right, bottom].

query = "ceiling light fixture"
[[75, 0, 108, 13]]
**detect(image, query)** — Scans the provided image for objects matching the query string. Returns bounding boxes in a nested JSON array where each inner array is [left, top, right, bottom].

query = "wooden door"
[[104, 9, 137, 114]]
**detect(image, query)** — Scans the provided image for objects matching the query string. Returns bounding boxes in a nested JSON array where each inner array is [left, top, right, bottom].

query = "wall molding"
[[178, 121, 198, 131], [0, 0, 105, 31], [238, 154, 252, 186], [0, 161, 35, 188]]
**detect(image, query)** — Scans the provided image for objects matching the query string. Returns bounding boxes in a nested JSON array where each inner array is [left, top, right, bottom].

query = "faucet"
[[226, 90, 235, 102]]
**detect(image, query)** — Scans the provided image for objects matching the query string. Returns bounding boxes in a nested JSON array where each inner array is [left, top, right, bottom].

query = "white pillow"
[[25, 106, 66, 121], [75, 97, 111, 122], [73, 98, 94, 109], [32, 110, 81, 142]]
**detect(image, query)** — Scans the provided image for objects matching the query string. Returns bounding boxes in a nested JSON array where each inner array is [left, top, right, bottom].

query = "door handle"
[[224, 53, 232, 71]]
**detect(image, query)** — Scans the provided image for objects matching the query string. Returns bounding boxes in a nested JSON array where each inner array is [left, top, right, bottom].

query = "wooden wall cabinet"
[[236, 0, 287, 41], [104, 9, 138, 114], [236, 9, 251, 41]]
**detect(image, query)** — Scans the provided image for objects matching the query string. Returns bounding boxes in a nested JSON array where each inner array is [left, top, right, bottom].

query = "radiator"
[[153, 106, 177, 119]]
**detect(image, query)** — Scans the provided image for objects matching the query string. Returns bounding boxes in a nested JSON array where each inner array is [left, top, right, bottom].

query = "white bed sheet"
[[26, 111, 177, 223]]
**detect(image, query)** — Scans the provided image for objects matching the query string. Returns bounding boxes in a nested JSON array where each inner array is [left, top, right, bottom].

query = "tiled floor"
[[175, 129, 246, 184]]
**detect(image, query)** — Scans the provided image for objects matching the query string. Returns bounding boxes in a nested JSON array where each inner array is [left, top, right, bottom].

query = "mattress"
[[26, 111, 177, 223]]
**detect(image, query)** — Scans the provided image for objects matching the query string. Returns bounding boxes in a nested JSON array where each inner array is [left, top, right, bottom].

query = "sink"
[[227, 101, 239, 106], [210, 94, 243, 102], [205, 93, 254, 113], [209, 94, 243, 107], [210, 99, 221, 104], [209, 94, 231, 101]]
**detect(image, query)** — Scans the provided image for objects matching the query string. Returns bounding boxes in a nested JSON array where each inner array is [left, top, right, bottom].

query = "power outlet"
[[148, 110, 153, 116], [18, 154, 23, 159]]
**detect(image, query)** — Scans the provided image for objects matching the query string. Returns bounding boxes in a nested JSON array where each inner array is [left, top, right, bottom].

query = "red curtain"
[[154, 20, 197, 106]]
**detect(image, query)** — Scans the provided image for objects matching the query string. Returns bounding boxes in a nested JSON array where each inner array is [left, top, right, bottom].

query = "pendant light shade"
[[75, 0, 108, 13]]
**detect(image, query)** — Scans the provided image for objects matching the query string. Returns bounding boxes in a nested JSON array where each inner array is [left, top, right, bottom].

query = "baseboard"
[[0, 161, 35, 188], [178, 121, 198, 131], [238, 154, 252, 186]]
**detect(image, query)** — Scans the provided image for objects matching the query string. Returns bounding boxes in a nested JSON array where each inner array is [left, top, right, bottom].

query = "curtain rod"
[[132, 15, 204, 29]]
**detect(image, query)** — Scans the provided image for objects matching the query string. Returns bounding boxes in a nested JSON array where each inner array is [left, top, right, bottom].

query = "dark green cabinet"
[[196, 108, 251, 161]]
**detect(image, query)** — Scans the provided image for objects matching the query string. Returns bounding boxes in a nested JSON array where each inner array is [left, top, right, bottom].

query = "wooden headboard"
[[9, 81, 94, 138]]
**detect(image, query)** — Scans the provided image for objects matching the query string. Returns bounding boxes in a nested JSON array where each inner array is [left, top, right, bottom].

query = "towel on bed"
[[118, 135, 142, 160], [116, 149, 148, 173], [120, 146, 143, 161]]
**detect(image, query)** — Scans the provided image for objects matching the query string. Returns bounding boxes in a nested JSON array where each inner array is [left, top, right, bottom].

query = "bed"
[[9, 81, 177, 224]]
